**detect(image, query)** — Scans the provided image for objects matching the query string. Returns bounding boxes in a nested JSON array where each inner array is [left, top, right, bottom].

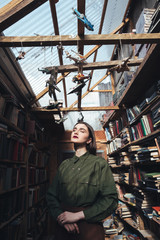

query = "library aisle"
[[0, 0, 160, 240]]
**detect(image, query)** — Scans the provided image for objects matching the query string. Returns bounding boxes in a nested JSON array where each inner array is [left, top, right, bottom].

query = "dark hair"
[[74, 121, 97, 155]]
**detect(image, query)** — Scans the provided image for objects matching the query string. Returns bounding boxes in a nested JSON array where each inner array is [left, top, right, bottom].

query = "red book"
[[116, 120, 119, 135], [13, 140, 19, 161], [137, 122, 144, 138], [136, 123, 142, 138], [152, 206, 160, 215], [147, 113, 154, 132]]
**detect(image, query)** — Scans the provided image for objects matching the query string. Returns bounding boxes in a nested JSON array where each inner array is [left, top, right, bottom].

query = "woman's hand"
[[57, 211, 85, 224], [63, 223, 79, 234]]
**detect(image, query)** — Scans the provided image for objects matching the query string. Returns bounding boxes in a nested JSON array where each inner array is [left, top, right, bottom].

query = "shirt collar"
[[73, 151, 90, 163]]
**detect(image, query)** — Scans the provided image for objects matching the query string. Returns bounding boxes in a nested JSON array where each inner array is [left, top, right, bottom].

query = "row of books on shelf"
[[106, 128, 131, 154], [0, 126, 26, 162], [0, 188, 25, 224], [108, 145, 160, 167], [130, 168, 160, 192], [116, 182, 160, 231], [28, 144, 50, 167], [0, 94, 26, 131], [128, 145, 160, 163], [102, 213, 158, 239], [0, 215, 24, 239], [129, 114, 155, 141], [113, 166, 160, 193], [105, 89, 160, 143], [0, 166, 25, 192], [115, 200, 159, 239], [104, 113, 128, 140], [106, 123, 160, 156], [27, 199, 47, 239], [29, 167, 48, 185], [29, 182, 49, 208]]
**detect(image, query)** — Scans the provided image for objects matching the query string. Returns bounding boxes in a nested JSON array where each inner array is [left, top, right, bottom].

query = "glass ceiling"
[[0, 0, 129, 130]]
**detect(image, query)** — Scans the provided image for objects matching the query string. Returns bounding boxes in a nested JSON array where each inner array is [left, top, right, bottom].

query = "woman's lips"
[[73, 136, 78, 138]]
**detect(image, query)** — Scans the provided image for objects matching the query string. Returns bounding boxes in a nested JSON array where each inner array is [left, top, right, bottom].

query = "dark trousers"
[[55, 220, 105, 240]]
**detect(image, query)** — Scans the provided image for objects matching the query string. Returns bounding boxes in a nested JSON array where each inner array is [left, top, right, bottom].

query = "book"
[[145, 172, 160, 178], [152, 206, 160, 215]]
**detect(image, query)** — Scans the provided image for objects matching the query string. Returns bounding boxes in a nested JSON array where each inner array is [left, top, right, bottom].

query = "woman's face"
[[71, 123, 92, 145]]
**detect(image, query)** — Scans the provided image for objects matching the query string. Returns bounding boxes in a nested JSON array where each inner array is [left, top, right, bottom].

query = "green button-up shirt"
[[46, 151, 118, 223]]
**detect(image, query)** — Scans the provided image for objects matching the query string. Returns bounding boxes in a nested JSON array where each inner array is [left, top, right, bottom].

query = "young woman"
[[46, 122, 118, 240]]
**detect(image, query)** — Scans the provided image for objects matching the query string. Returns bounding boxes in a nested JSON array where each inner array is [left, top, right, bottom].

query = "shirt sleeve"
[[46, 171, 63, 220], [83, 161, 118, 222]]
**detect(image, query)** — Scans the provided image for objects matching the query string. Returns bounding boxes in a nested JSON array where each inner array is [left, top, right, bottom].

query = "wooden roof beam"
[[0, 0, 59, 33], [29, 19, 134, 105], [45, 58, 143, 72], [49, 0, 67, 107], [77, 0, 85, 55], [32, 105, 119, 112], [1, 33, 160, 47]]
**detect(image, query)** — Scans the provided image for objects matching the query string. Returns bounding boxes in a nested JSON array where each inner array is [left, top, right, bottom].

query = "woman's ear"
[[86, 137, 92, 144]]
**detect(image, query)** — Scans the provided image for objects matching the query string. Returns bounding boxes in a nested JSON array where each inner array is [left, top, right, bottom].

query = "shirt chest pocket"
[[78, 176, 98, 200]]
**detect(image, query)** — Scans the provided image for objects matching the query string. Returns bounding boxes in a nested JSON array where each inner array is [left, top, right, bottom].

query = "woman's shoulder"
[[89, 153, 109, 166]]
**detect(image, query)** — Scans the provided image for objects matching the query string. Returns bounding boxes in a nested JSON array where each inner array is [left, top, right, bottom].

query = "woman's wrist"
[[76, 211, 85, 221]]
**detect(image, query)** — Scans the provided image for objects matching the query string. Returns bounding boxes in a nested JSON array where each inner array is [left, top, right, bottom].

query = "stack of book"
[[116, 201, 133, 219], [119, 152, 131, 165], [120, 172, 129, 184], [144, 172, 160, 192], [107, 156, 119, 167], [103, 216, 124, 236], [120, 128, 131, 146], [112, 173, 122, 183], [134, 188, 154, 209], [128, 145, 159, 163]]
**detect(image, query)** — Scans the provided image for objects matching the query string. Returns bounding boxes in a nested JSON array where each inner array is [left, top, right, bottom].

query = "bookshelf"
[[0, 94, 27, 239], [26, 120, 50, 240], [103, 43, 160, 239], [0, 93, 50, 240]]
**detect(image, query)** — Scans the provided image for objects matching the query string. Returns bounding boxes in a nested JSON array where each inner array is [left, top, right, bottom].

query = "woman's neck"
[[75, 146, 87, 157]]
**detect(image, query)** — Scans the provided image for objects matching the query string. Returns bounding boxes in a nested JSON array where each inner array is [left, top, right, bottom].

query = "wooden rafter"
[[49, 0, 67, 107], [87, 0, 108, 90], [76, 0, 85, 109], [0, 0, 58, 32], [45, 58, 143, 72], [77, 0, 85, 55], [32, 105, 119, 112], [1, 33, 160, 47], [29, 18, 133, 105]]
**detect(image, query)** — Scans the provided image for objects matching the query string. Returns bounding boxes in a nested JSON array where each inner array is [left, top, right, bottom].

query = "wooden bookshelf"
[[105, 41, 160, 240], [117, 44, 160, 107]]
